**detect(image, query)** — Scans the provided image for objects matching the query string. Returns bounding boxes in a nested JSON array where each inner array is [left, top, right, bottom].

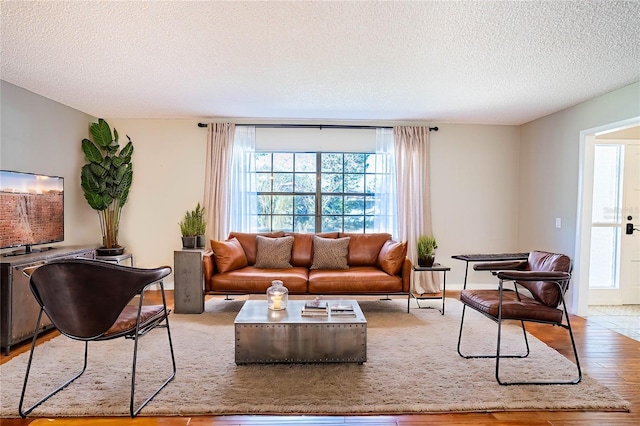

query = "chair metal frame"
[[457, 272, 582, 386], [18, 260, 176, 418]]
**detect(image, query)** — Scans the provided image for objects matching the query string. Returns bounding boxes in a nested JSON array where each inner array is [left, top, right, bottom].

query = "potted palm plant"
[[80, 119, 133, 256], [417, 235, 438, 267]]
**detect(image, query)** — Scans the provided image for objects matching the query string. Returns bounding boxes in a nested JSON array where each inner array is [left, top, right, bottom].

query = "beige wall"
[[105, 119, 207, 281], [430, 123, 521, 286]]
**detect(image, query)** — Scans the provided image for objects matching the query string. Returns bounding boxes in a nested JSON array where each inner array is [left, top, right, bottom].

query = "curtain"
[[393, 126, 440, 293], [228, 126, 256, 233], [203, 123, 235, 243], [374, 128, 398, 237], [203, 124, 256, 244]]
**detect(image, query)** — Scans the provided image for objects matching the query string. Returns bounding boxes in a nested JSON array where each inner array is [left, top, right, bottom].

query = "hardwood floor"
[[2, 291, 638, 426]]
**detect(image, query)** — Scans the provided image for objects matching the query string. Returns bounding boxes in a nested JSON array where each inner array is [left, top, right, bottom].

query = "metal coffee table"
[[234, 299, 367, 364]]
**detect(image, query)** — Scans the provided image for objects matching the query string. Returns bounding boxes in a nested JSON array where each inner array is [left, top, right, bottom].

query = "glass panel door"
[[589, 144, 623, 290]]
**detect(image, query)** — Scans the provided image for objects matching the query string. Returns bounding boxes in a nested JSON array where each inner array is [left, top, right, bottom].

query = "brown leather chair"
[[456, 250, 582, 385], [19, 259, 175, 417]]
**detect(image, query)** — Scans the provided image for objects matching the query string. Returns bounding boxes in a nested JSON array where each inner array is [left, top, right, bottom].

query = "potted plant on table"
[[193, 203, 207, 248], [179, 203, 206, 249], [417, 235, 438, 267], [80, 119, 133, 256]]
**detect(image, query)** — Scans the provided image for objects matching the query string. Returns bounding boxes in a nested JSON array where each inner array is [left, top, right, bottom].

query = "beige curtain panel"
[[393, 126, 441, 294], [203, 123, 236, 243]]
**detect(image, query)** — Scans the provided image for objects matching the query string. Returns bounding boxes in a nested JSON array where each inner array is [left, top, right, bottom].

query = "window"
[[249, 152, 388, 233]]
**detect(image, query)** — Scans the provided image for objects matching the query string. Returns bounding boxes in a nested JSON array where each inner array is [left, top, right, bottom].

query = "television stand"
[[0, 245, 95, 354], [2, 245, 57, 257]]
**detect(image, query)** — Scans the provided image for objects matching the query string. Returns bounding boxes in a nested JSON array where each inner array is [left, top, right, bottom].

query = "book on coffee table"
[[304, 300, 328, 310], [329, 302, 355, 316], [301, 308, 328, 317]]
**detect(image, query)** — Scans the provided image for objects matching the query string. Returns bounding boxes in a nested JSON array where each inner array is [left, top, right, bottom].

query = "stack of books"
[[329, 302, 356, 317], [301, 300, 328, 317]]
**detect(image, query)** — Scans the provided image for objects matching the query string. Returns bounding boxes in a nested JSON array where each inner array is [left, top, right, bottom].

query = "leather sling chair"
[[456, 250, 582, 385], [19, 259, 176, 418]]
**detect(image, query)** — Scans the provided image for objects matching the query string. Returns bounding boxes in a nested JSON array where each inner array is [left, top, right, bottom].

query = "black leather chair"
[[19, 259, 175, 417], [457, 250, 582, 385]]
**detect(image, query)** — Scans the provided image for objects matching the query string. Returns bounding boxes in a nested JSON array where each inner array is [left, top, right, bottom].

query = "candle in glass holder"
[[272, 294, 282, 310], [267, 280, 288, 310]]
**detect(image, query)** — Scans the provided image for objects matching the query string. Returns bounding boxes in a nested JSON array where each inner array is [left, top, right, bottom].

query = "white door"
[[589, 140, 640, 305]]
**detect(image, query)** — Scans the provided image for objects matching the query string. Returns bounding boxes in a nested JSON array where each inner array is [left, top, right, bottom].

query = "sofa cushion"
[[254, 235, 294, 268], [286, 232, 339, 267], [339, 233, 391, 266], [210, 266, 309, 293], [309, 267, 403, 293], [310, 236, 350, 270], [377, 240, 408, 275], [228, 231, 285, 265], [210, 237, 248, 273]]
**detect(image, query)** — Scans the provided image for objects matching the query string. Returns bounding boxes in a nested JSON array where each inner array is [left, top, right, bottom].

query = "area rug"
[[0, 298, 630, 417]]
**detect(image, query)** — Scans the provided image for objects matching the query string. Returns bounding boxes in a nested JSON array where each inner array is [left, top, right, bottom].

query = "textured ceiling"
[[1, 1, 639, 125]]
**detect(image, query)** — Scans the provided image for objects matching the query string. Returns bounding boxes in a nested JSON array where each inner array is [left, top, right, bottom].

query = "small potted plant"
[[179, 203, 207, 249], [179, 209, 198, 249], [417, 235, 438, 267], [193, 203, 207, 248]]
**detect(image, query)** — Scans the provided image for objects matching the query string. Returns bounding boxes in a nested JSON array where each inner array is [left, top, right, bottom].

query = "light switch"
[[555, 218, 561, 228]]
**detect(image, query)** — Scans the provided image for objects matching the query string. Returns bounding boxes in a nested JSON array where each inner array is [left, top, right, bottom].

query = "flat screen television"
[[0, 170, 64, 256]]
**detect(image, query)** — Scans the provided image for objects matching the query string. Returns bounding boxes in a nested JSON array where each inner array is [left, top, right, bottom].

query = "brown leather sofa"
[[203, 231, 411, 304]]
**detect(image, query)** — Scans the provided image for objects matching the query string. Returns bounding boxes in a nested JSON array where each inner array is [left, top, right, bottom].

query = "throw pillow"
[[377, 240, 408, 275], [310, 236, 350, 270], [210, 237, 248, 273], [227, 231, 286, 265], [254, 235, 294, 269], [341, 233, 391, 266]]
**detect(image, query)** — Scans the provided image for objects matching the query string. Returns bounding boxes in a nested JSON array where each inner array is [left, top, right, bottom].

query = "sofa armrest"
[[203, 249, 216, 291], [473, 260, 527, 272], [401, 258, 412, 293]]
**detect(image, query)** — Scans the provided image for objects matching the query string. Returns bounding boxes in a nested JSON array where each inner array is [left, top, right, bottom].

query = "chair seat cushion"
[[460, 289, 563, 323], [102, 305, 168, 339]]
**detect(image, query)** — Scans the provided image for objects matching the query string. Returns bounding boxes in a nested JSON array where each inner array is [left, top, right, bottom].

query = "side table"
[[173, 249, 204, 314], [451, 253, 529, 289], [95, 252, 134, 266], [412, 263, 450, 314]]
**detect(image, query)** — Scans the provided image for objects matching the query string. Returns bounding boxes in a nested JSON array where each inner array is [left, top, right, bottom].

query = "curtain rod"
[[197, 123, 438, 132]]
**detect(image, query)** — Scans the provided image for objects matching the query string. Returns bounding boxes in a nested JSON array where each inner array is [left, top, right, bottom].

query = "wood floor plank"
[[1, 291, 638, 426]]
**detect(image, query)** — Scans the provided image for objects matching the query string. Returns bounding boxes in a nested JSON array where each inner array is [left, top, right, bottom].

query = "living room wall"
[[7, 79, 636, 295], [0, 81, 98, 251], [519, 81, 640, 313], [0, 81, 528, 289]]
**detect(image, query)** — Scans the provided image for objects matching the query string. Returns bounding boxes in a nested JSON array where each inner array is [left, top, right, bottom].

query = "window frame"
[[251, 151, 383, 233]]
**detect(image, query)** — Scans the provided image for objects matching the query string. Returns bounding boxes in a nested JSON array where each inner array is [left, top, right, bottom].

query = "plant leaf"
[[90, 119, 113, 148], [81, 139, 103, 163]]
